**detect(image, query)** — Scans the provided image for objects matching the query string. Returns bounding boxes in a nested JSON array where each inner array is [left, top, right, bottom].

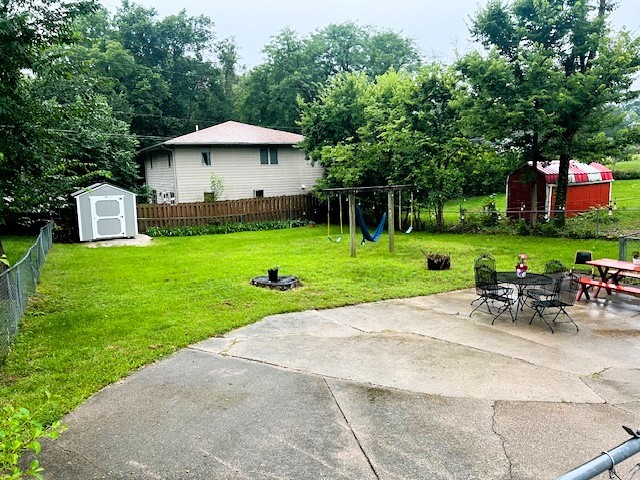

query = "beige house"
[[141, 121, 323, 204]]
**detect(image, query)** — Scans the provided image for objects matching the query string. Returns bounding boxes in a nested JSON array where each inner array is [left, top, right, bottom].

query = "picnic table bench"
[[577, 277, 640, 300], [577, 258, 640, 300]]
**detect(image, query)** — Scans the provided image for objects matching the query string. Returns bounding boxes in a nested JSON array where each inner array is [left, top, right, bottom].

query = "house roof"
[[163, 121, 304, 146], [530, 160, 613, 185]]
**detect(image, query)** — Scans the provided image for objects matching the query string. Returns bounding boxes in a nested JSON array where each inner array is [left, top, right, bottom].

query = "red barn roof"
[[534, 160, 613, 184], [164, 121, 304, 146]]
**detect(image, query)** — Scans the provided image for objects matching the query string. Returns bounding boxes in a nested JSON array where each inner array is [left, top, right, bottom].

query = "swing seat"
[[356, 205, 387, 245], [398, 190, 414, 234]]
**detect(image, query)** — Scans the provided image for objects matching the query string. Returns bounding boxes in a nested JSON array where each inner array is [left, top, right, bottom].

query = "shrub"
[[482, 199, 500, 227], [207, 173, 225, 202], [1, 402, 65, 479], [612, 169, 640, 180], [146, 219, 309, 237], [516, 219, 531, 236]]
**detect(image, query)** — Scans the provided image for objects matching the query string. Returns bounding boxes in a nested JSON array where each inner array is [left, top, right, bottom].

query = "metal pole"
[[388, 190, 395, 254], [349, 193, 357, 258], [556, 433, 640, 480]]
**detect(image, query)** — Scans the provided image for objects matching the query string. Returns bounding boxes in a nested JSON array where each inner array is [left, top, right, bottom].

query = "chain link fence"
[[436, 206, 640, 239], [0, 222, 53, 362]]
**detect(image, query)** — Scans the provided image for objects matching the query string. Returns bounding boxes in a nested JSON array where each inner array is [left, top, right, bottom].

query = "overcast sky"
[[99, 0, 640, 72]]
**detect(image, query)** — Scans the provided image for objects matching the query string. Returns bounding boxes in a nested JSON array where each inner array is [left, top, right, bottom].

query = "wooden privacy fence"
[[136, 194, 319, 232]]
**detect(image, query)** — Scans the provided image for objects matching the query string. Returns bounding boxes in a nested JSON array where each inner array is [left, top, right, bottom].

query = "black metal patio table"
[[496, 272, 552, 319]]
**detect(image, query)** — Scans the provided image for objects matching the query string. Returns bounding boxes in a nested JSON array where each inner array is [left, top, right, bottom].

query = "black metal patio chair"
[[528, 272, 580, 333], [526, 259, 567, 303], [470, 264, 515, 324]]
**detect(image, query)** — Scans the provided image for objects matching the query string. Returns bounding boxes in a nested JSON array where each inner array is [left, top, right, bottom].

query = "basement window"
[[254, 189, 264, 198]]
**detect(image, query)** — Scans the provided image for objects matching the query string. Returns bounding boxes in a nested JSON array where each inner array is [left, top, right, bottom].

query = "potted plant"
[[422, 251, 451, 270], [267, 266, 279, 282], [633, 251, 640, 266], [515, 253, 528, 278]]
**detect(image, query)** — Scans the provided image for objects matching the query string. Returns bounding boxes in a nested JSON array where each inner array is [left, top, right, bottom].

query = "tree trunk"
[[436, 200, 444, 230], [555, 153, 571, 227], [0, 239, 8, 272], [530, 132, 540, 225]]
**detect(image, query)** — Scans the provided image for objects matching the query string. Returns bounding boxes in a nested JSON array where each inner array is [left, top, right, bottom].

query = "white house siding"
[[144, 151, 177, 200], [173, 146, 324, 203]]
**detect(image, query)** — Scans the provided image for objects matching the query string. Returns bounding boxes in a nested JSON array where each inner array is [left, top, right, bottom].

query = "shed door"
[[90, 195, 126, 239]]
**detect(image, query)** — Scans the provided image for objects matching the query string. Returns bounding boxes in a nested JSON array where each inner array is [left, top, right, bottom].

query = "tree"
[[0, 0, 98, 228], [236, 28, 316, 129], [236, 22, 420, 130], [299, 66, 478, 229], [216, 37, 240, 100], [110, 2, 237, 144], [460, 0, 640, 225], [0, 0, 96, 97]]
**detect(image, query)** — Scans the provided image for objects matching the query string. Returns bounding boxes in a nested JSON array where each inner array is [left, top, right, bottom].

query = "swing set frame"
[[323, 185, 414, 258]]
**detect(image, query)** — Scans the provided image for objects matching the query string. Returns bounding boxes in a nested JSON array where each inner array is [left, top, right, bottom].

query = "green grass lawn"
[[0, 227, 620, 425], [610, 178, 640, 206], [610, 156, 640, 172], [2, 236, 36, 265]]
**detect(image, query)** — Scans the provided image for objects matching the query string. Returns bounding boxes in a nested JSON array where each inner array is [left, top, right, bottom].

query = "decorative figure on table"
[[516, 253, 528, 278]]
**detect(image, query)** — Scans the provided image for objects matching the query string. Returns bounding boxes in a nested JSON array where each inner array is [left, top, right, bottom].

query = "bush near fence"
[[0, 222, 53, 362], [146, 219, 309, 237], [136, 194, 320, 233], [441, 207, 640, 239]]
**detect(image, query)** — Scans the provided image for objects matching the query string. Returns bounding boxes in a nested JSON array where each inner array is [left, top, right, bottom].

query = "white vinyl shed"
[[72, 183, 138, 242]]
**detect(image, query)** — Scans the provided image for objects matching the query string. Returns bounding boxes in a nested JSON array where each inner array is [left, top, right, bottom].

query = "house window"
[[201, 149, 211, 166], [254, 189, 264, 198], [259, 147, 278, 165], [168, 152, 172, 168]]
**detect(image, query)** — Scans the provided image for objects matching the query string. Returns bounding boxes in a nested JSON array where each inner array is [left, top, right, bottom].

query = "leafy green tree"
[[111, 1, 237, 143], [0, 0, 96, 98], [298, 71, 371, 164], [216, 37, 240, 100], [236, 22, 420, 130], [459, 0, 640, 224], [300, 66, 478, 229], [236, 28, 316, 129], [0, 0, 98, 230]]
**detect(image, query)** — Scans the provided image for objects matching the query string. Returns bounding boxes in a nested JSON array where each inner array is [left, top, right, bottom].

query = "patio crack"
[[323, 378, 380, 479], [51, 443, 110, 476], [314, 310, 372, 334], [492, 401, 514, 480]]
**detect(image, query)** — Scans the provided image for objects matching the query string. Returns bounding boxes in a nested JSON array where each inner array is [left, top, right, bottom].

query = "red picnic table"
[[576, 258, 640, 300]]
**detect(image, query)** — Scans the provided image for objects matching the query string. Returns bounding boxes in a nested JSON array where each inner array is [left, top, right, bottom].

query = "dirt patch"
[[84, 235, 153, 248]]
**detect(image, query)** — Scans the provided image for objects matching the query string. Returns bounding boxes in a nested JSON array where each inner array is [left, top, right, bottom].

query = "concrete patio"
[[39, 289, 640, 479]]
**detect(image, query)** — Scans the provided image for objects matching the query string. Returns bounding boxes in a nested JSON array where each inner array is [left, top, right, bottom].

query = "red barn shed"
[[506, 160, 613, 219]]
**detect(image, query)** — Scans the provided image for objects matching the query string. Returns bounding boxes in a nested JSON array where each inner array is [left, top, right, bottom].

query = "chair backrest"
[[556, 272, 580, 307], [474, 254, 496, 272], [544, 259, 567, 276], [572, 250, 594, 277], [475, 264, 497, 293], [574, 250, 593, 265]]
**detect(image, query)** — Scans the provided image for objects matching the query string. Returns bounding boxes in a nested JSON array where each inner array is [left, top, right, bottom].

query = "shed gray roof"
[[163, 121, 304, 146], [71, 183, 134, 198]]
